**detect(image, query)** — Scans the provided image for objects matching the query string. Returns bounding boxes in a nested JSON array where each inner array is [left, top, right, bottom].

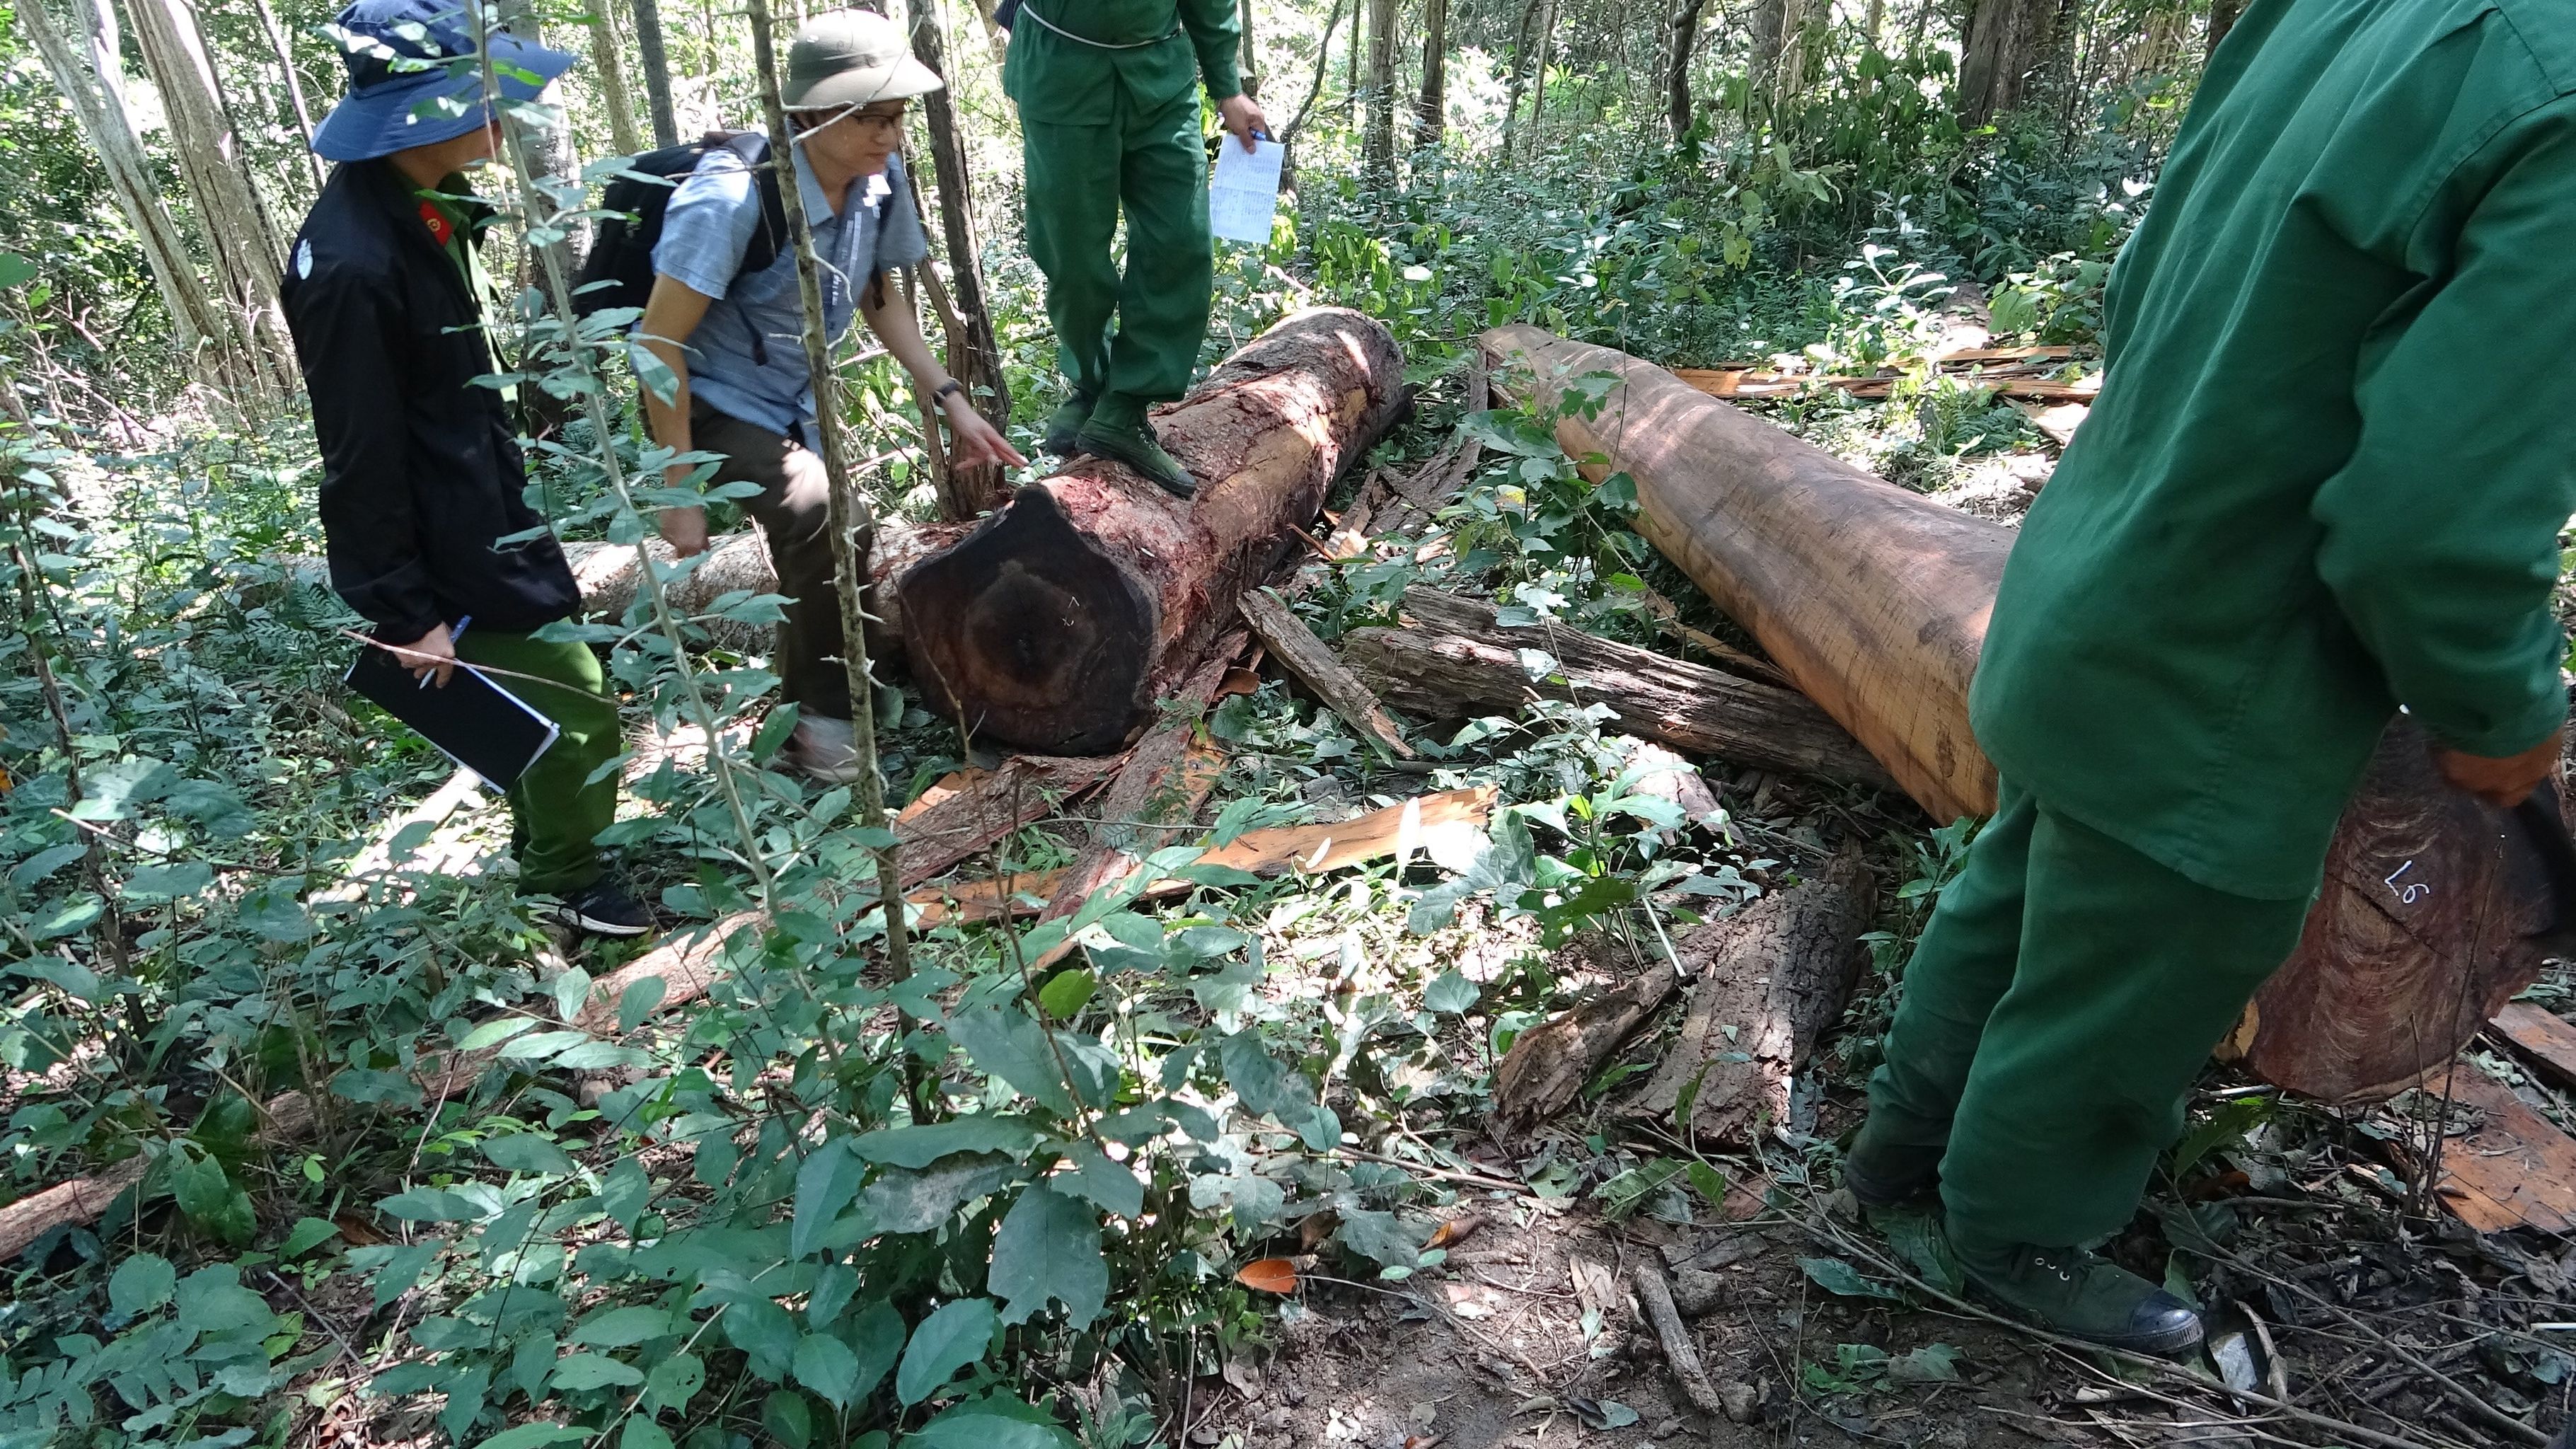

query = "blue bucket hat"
[[311, 0, 575, 163]]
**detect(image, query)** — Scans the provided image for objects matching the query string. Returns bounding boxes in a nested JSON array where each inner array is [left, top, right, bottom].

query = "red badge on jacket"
[[418, 200, 453, 248]]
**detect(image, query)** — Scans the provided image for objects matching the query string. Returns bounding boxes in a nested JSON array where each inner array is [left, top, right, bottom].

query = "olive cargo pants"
[[693, 398, 877, 724], [1022, 83, 1213, 427], [1865, 779, 2313, 1250], [450, 629, 623, 895]]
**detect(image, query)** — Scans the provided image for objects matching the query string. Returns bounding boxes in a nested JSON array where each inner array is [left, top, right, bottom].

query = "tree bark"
[[1237, 586, 1415, 759], [899, 308, 1405, 754], [499, 0, 588, 257], [565, 520, 966, 659], [1484, 324, 2565, 1104], [1630, 848, 1872, 1142], [2206, 0, 2243, 59], [908, 0, 1011, 519], [1361, 0, 1400, 186], [631, 0, 681, 146], [248, 0, 326, 192], [1342, 587, 1895, 789], [1956, 0, 2057, 126], [1412, 0, 1449, 149], [1664, 0, 1711, 139], [585, 0, 647, 156], [1494, 948, 1681, 1130], [123, 0, 295, 396], [1237, 0, 1260, 97]]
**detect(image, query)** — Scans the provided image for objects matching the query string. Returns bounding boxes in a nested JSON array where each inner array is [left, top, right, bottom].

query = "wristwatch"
[[933, 380, 966, 405]]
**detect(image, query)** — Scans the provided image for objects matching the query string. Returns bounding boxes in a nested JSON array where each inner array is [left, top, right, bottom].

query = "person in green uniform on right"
[[1003, 0, 1268, 498], [1844, 0, 2576, 1354]]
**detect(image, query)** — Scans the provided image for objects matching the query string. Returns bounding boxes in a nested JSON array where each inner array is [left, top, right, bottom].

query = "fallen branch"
[[1491, 956, 1680, 1131], [889, 754, 1125, 889], [1235, 588, 1415, 759], [1631, 1262, 1732, 1420]]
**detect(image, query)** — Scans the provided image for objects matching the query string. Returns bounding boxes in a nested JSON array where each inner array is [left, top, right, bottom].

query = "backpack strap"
[[713, 131, 792, 283]]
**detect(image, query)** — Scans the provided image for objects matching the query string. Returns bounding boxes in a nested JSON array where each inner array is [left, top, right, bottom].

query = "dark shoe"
[[543, 879, 653, 939], [1954, 1236, 2205, 1356], [1041, 393, 1095, 457], [1844, 1116, 1943, 1208], [1076, 416, 1197, 499]]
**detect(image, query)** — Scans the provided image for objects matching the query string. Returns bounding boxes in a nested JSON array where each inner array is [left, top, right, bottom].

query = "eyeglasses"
[[848, 105, 907, 132]]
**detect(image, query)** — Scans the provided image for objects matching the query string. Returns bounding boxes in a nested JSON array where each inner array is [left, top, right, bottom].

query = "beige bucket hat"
[[782, 9, 945, 110]]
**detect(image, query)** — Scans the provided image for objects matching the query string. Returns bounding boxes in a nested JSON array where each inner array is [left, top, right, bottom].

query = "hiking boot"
[[1844, 1114, 1944, 1208], [782, 715, 865, 785], [1076, 415, 1197, 499], [1041, 393, 1095, 458], [1953, 1236, 2205, 1356], [541, 878, 653, 939]]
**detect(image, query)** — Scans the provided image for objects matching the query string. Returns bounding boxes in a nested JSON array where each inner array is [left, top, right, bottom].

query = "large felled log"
[[1485, 325, 2560, 1103], [565, 521, 966, 659], [1343, 587, 1896, 789], [900, 308, 1405, 754], [1631, 849, 1873, 1143]]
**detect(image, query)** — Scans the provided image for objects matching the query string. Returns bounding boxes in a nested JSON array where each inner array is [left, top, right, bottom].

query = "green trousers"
[[1022, 83, 1212, 427], [1865, 779, 2313, 1249], [451, 629, 622, 894]]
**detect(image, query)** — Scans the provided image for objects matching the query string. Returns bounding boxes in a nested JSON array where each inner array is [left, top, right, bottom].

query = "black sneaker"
[[1954, 1235, 2205, 1356], [544, 879, 652, 938], [1041, 393, 1096, 458]]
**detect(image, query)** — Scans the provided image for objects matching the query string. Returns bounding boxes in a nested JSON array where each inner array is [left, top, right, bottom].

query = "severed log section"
[[565, 521, 966, 660], [1237, 587, 1416, 758], [1343, 586, 1895, 790], [1485, 324, 2561, 1105], [1629, 849, 1873, 1143], [890, 754, 1125, 889], [900, 308, 1406, 754], [1491, 951, 1682, 1131]]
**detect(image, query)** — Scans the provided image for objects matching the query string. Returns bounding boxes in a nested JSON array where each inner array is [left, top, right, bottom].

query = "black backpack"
[[574, 132, 788, 319]]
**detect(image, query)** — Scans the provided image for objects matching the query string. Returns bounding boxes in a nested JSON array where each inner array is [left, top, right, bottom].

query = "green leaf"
[[603, 1157, 651, 1231], [1037, 967, 1097, 1020], [170, 1150, 254, 1245], [618, 976, 669, 1032], [1798, 1257, 1902, 1301], [549, 1352, 645, 1390], [279, 1217, 340, 1259], [1685, 1161, 1728, 1210], [1887, 1343, 1962, 1383], [552, 966, 594, 1023], [906, 1407, 1082, 1449], [14, 954, 101, 1004], [724, 1297, 800, 1384], [793, 1332, 862, 1407], [859, 1153, 1012, 1235], [621, 1419, 676, 1449], [122, 860, 213, 902], [108, 1252, 177, 1317], [763, 1390, 816, 1449], [947, 1005, 1078, 1116], [1423, 969, 1479, 1015], [483, 1132, 576, 1176], [896, 1297, 998, 1405], [843, 1299, 906, 1401], [572, 1305, 674, 1349], [1876, 1208, 1964, 1297], [849, 1118, 1040, 1168], [30, 893, 103, 940], [470, 1426, 588, 1449], [379, 1187, 485, 1223], [990, 1185, 1109, 1329], [809, 1262, 858, 1327], [1216, 1032, 1338, 1150], [792, 1138, 865, 1259], [165, 778, 255, 838], [642, 1351, 705, 1414], [497, 1029, 592, 1061], [1056, 1142, 1145, 1218], [9, 843, 84, 891], [0, 250, 36, 289], [1333, 1207, 1423, 1267]]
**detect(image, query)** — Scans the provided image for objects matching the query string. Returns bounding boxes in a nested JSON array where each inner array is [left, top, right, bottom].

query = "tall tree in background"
[[907, 0, 1009, 520], [16, 0, 238, 387], [1237, 0, 1259, 97], [248, 0, 326, 190], [122, 0, 296, 395], [630, 0, 679, 146], [1360, 0, 1399, 185], [1499, 0, 1549, 161], [1957, 0, 2059, 125], [2206, 0, 2243, 57], [585, 0, 647, 155], [1664, 0, 1711, 139], [1413, 0, 1448, 149]]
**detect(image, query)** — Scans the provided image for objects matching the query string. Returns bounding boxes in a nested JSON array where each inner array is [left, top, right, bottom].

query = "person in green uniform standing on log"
[[1003, 0, 1268, 498], [1844, 0, 2576, 1354]]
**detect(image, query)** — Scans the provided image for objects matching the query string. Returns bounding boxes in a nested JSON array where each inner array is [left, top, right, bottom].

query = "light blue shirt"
[[649, 138, 930, 437]]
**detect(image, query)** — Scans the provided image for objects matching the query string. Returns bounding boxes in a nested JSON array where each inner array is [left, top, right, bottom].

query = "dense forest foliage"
[[16, 4, 2558, 1449]]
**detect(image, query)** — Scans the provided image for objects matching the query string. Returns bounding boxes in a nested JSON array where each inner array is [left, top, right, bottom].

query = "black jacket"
[[280, 160, 578, 642]]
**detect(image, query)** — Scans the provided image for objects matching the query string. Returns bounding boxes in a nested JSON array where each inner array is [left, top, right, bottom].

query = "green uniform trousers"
[[1022, 83, 1212, 427], [451, 629, 622, 895], [1866, 778, 2312, 1250]]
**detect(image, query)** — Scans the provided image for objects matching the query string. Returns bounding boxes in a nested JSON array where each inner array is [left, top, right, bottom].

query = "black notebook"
[[345, 642, 560, 789]]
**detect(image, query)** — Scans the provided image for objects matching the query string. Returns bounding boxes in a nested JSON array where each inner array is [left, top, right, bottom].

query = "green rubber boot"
[[1953, 1235, 2205, 1356], [1076, 415, 1197, 499], [1844, 1114, 1944, 1208], [1042, 392, 1097, 458]]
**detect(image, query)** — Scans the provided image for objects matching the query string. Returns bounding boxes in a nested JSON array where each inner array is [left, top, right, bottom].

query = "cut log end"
[[903, 486, 1159, 753]]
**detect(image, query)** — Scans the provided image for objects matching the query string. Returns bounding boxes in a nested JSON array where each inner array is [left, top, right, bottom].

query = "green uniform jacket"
[[1004, 0, 1242, 126], [1971, 0, 2576, 901]]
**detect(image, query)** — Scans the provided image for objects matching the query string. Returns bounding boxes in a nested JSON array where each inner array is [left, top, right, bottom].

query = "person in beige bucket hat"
[[635, 8, 1022, 785]]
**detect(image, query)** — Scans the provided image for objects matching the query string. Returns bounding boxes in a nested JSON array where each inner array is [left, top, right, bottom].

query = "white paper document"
[[1208, 138, 1286, 246]]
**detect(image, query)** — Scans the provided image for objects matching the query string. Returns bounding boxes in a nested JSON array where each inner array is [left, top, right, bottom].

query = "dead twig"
[[1629, 1261, 1731, 1420]]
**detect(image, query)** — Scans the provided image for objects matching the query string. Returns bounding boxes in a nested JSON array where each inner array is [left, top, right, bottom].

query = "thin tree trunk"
[[19, 0, 240, 388], [1772, 0, 1809, 110], [1412, 0, 1448, 148], [1238, 0, 1260, 97], [499, 1, 588, 257], [587, 0, 647, 155], [1498, 0, 1544, 161], [744, 0, 916, 986], [908, 0, 1010, 520], [1345, 0, 1363, 124], [248, 0, 325, 192], [1282, 0, 1346, 145], [967, 0, 1008, 62], [1663, 0, 1709, 139], [2206, 0, 2243, 58], [1361, 0, 1399, 185], [1956, 0, 2058, 126], [122, 0, 294, 396], [631, 0, 681, 146]]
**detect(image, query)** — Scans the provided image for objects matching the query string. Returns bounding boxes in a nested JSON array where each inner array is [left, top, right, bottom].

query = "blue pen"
[[420, 613, 470, 688]]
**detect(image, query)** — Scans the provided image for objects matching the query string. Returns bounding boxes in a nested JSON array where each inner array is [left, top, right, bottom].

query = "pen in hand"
[[417, 614, 470, 689]]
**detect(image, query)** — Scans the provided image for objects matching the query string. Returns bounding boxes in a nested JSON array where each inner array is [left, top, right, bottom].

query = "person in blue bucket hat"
[[281, 1, 652, 940]]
